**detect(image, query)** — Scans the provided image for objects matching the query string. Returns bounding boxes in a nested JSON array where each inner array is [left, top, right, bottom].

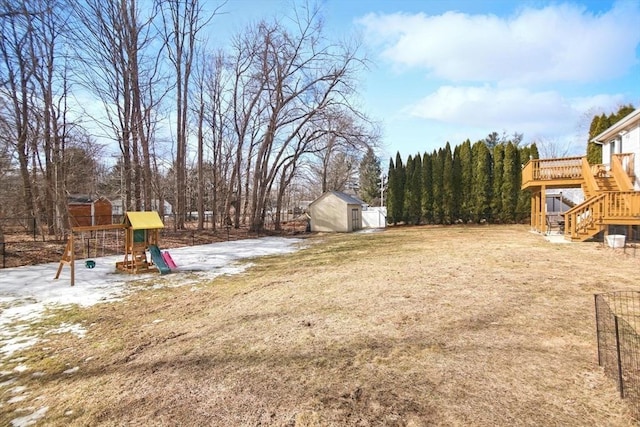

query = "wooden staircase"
[[522, 153, 640, 241]]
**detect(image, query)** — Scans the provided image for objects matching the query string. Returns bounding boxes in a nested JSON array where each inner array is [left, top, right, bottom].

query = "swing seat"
[[85, 260, 96, 269]]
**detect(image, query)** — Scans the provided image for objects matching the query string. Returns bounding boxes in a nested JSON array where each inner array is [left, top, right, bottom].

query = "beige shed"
[[309, 191, 364, 232]]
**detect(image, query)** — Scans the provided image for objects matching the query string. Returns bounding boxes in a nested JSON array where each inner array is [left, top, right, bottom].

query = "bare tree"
[[194, 49, 233, 230], [533, 136, 574, 159], [157, 0, 218, 229], [227, 25, 270, 228], [72, 0, 162, 214], [0, 0, 39, 226], [235, 4, 370, 232], [27, 0, 76, 236]]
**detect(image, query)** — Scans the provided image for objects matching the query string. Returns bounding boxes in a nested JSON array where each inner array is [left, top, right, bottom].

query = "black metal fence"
[[595, 291, 640, 420]]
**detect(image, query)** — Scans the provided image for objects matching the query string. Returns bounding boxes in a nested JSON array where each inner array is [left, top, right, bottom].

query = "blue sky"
[[213, 0, 640, 163]]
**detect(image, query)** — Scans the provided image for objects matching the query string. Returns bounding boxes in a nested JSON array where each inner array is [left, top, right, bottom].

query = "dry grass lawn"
[[1, 225, 638, 426]]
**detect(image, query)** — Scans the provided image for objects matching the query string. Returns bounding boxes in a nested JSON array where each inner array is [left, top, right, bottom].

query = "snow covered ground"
[[0, 236, 304, 425], [0, 236, 304, 358]]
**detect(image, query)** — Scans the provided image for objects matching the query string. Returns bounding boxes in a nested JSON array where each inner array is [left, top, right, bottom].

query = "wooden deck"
[[522, 154, 640, 241]]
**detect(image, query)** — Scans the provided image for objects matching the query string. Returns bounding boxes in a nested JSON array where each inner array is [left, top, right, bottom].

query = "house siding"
[[602, 123, 640, 190]]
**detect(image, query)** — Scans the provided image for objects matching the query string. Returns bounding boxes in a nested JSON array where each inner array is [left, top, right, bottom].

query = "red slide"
[[162, 251, 178, 269]]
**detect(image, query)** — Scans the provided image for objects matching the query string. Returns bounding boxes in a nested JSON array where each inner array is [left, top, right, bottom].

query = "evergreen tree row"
[[387, 139, 539, 225]]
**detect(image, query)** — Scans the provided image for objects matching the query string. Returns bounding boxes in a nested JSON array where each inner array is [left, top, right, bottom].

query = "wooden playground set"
[[55, 211, 177, 286]]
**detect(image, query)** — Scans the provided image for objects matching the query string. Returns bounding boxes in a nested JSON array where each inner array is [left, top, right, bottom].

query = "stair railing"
[[582, 157, 600, 199], [611, 154, 635, 191], [605, 191, 640, 220], [564, 193, 605, 240]]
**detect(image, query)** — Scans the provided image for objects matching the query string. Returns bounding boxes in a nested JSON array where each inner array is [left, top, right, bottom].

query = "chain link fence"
[[595, 291, 640, 420]]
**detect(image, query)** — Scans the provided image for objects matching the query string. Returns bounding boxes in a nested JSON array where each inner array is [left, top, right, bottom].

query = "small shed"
[[68, 195, 112, 227], [309, 191, 364, 232]]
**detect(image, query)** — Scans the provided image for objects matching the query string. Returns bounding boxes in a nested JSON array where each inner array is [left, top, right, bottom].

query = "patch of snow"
[[0, 237, 303, 358], [0, 378, 17, 387], [1, 337, 39, 358], [13, 365, 28, 373], [62, 366, 79, 374], [45, 323, 86, 338], [10, 406, 48, 427]]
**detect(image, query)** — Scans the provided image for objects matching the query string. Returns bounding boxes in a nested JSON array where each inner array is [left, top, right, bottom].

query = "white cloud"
[[357, 2, 640, 84], [409, 85, 626, 139]]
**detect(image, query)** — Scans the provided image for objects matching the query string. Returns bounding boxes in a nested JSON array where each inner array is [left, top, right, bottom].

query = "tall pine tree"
[[405, 154, 423, 224], [491, 144, 505, 220], [516, 143, 538, 221], [501, 142, 519, 222], [442, 143, 454, 224], [390, 152, 406, 224], [452, 145, 463, 222], [472, 142, 492, 222], [431, 149, 444, 224], [421, 152, 433, 223], [459, 140, 473, 222], [358, 148, 382, 205]]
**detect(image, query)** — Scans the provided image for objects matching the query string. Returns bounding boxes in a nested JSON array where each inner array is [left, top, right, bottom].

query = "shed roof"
[[311, 190, 364, 207], [332, 191, 365, 205], [123, 211, 165, 230]]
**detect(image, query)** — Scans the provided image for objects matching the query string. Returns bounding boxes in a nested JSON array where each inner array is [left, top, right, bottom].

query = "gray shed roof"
[[310, 190, 364, 206], [331, 191, 364, 205]]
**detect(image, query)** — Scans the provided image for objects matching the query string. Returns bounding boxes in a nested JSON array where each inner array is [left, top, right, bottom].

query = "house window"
[[351, 208, 360, 231]]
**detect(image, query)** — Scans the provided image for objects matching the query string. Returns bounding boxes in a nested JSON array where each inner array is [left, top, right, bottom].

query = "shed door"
[[351, 208, 360, 231]]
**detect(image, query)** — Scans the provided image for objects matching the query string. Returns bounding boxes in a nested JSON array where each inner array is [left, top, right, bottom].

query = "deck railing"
[[564, 192, 640, 239], [564, 194, 605, 240], [521, 157, 583, 188], [582, 158, 600, 198], [605, 192, 640, 220], [612, 154, 635, 191]]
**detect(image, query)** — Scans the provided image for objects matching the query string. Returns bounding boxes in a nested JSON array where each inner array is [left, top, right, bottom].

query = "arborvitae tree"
[[452, 145, 463, 223], [471, 141, 492, 222], [587, 114, 610, 164], [529, 142, 540, 160], [516, 144, 538, 222], [405, 154, 423, 224], [442, 143, 454, 224], [431, 148, 444, 223], [421, 152, 433, 223], [386, 157, 396, 223], [390, 152, 405, 224], [404, 155, 414, 223], [484, 131, 500, 149], [491, 144, 505, 220], [458, 139, 473, 222], [613, 104, 635, 123], [501, 142, 519, 222], [358, 147, 382, 206], [586, 105, 635, 164]]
